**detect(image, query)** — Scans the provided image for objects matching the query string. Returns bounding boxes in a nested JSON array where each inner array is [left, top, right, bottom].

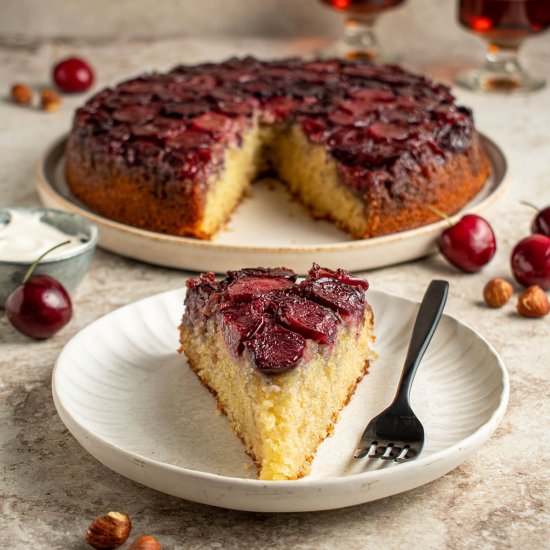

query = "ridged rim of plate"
[[37, 133, 507, 254], [52, 288, 509, 499]]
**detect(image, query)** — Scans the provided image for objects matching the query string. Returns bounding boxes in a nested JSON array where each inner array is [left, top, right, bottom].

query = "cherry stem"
[[519, 200, 539, 212], [22, 240, 71, 284], [427, 205, 454, 227]]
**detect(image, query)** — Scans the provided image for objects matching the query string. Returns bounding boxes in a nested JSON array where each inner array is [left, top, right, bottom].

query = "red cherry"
[[511, 235, 550, 290], [6, 275, 73, 339], [53, 57, 94, 93], [437, 213, 497, 272], [532, 207, 550, 237]]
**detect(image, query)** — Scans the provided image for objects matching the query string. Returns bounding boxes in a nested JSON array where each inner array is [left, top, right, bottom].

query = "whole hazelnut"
[[11, 83, 33, 105], [40, 88, 61, 111], [483, 278, 513, 308], [128, 535, 162, 550], [86, 511, 132, 549], [517, 285, 550, 318]]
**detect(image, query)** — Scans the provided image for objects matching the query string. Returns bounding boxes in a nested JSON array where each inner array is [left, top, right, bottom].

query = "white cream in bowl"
[[0, 209, 86, 262]]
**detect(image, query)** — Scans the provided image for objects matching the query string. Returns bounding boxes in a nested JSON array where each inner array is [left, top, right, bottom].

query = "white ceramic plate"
[[37, 135, 507, 274], [52, 287, 508, 512]]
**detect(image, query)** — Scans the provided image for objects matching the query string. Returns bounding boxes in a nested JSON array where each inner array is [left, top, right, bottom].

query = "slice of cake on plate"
[[178, 264, 376, 480]]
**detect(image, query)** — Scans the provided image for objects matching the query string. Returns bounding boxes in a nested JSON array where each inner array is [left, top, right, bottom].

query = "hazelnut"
[[483, 278, 513, 308], [11, 83, 33, 105], [517, 285, 550, 318], [40, 88, 61, 111], [128, 535, 162, 550], [86, 511, 132, 549]]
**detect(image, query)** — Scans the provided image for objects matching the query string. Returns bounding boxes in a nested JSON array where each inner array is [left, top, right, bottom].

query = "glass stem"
[[342, 15, 378, 59], [483, 43, 524, 79]]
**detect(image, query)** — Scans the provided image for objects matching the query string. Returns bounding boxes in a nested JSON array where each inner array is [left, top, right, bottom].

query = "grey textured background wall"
[[2, 0, 450, 40]]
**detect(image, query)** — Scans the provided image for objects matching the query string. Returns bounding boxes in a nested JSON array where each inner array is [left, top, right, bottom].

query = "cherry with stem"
[[5, 240, 74, 339]]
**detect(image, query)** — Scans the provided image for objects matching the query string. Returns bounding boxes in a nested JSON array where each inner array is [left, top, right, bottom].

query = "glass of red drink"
[[318, 0, 406, 60], [456, 0, 550, 93]]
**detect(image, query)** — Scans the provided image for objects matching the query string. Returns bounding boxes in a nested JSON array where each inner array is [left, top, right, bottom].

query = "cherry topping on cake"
[[162, 102, 211, 118], [347, 88, 394, 102], [185, 272, 219, 322], [226, 276, 294, 302], [165, 130, 213, 149], [262, 97, 301, 122], [328, 109, 372, 127], [185, 74, 218, 90], [368, 122, 409, 142], [217, 99, 257, 117], [191, 113, 235, 134], [244, 322, 306, 374], [307, 264, 369, 290], [301, 117, 330, 143], [165, 148, 212, 178], [118, 80, 155, 94], [219, 301, 267, 355], [328, 127, 370, 149], [300, 279, 364, 322], [72, 56, 478, 197], [337, 99, 380, 117], [112, 105, 158, 123], [276, 297, 338, 345], [183, 265, 370, 374], [226, 267, 297, 282]]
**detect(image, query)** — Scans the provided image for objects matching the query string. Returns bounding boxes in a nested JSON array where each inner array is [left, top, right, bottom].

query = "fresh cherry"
[[511, 234, 550, 290], [53, 57, 94, 93], [5, 241, 73, 339], [521, 201, 550, 237], [533, 208, 550, 236], [432, 209, 497, 272]]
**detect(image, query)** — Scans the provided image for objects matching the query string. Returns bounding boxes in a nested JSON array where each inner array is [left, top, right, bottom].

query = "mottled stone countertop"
[[1, 28, 549, 550]]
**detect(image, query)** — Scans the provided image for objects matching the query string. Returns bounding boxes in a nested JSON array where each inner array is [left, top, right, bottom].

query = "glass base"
[[455, 68, 546, 94], [316, 15, 400, 64], [317, 38, 399, 64]]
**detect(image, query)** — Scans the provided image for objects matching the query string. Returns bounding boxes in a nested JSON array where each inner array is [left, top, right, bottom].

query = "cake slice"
[[178, 264, 377, 480]]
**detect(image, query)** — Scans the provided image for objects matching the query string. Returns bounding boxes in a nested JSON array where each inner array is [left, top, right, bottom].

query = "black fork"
[[354, 280, 449, 462]]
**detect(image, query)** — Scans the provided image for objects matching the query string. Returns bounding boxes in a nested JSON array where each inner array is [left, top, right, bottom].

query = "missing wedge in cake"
[[178, 264, 377, 480]]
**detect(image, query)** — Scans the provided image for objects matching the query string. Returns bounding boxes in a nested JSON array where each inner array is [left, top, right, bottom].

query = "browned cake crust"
[[66, 57, 491, 239], [362, 133, 490, 237], [66, 138, 208, 237]]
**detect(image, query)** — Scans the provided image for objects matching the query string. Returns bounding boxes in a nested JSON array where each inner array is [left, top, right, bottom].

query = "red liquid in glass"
[[459, 0, 550, 45], [320, 0, 405, 16]]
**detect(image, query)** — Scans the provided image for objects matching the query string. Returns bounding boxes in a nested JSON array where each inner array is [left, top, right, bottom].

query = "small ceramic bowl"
[[0, 207, 99, 307]]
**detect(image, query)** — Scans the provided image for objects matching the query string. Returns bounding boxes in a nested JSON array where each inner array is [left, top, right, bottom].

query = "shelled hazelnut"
[[517, 285, 550, 318], [128, 535, 162, 550], [86, 511, 132, 549], [483, 278, 513, 308], [40, 88, 61, 111], [11, 83, 33, 105]]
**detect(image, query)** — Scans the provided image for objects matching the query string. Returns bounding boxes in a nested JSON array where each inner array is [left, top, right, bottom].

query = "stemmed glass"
[[317, 0, 406, 61], [456, 0, 550, 93]]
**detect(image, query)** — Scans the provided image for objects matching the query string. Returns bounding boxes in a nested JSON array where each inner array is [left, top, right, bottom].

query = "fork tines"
[[354, 442, 419, 462]]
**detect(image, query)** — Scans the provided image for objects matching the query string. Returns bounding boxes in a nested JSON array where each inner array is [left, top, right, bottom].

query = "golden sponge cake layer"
[[179, 306, 376, 480]]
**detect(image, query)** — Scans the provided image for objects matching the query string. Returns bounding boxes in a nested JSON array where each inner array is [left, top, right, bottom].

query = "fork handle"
[[392, 280, 449, 409]]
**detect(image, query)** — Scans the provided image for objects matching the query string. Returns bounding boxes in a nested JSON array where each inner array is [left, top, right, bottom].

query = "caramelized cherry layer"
[[184, 264, 369, 373], [73, 56, 473, 198]]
